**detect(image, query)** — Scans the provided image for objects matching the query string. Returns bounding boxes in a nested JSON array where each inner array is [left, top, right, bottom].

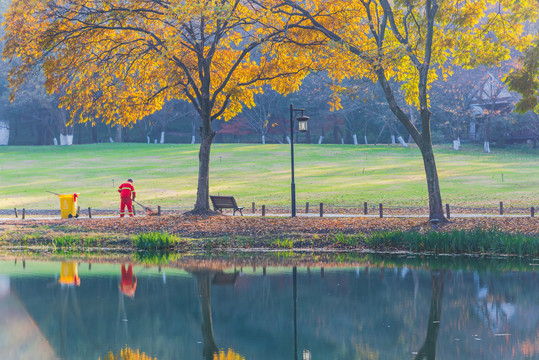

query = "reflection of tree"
[[194, 271, 218, 360], [414, 270, 445, 360]]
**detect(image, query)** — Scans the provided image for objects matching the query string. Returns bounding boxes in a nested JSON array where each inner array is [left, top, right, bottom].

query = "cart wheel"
[[75, 214, 79, 218], [68, 214, 73, 218]]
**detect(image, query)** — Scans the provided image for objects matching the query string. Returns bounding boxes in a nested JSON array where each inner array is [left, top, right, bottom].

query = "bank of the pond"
[[0, 215, 537, 256]]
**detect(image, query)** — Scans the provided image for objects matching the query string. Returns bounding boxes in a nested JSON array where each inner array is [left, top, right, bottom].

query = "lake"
[[0, 255, 537, 359]]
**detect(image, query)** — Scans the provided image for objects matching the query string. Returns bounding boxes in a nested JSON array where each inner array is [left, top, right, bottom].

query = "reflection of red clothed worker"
[[118, 179, 136, 217], [120, 264, 137, 298]]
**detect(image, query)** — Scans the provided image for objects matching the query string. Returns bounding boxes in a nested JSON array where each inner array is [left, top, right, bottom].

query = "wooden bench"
[[210, 195, 244, 216]]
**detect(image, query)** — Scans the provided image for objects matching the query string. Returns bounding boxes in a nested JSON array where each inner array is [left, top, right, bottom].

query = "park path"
[[0, 213, 533, 222]]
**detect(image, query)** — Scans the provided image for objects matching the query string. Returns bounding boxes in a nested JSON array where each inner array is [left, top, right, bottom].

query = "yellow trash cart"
[[58, 193, 79, 219]]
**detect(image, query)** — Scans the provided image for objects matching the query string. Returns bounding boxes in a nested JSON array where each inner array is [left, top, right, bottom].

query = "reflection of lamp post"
[[290, 104, 309, 217]]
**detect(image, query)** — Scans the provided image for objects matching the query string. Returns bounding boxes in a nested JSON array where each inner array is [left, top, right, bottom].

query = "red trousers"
[[120, 196, 134, 217]]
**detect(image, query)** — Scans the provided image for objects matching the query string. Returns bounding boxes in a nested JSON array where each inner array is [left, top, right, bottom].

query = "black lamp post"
[[290, 104, 309, 218]]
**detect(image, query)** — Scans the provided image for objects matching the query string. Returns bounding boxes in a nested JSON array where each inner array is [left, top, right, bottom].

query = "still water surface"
[[0, 258, 537, 359]]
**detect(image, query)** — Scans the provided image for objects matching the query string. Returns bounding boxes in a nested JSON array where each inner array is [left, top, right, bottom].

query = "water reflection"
[[0, 258, 536, 359], [120, 264, 137, 298]]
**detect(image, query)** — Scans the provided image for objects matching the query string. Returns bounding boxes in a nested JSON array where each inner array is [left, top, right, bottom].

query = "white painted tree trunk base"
[[353, 134, 358, 145], [397, 136, 408, 147], [53, 138, 58, 146], [60, 134, 73, 145], [484, 141, 490, 153], [261, 135, 265, 145], [391, 135, 396, 144], [0, 121, 9, 145], [364, 136, 368, 145], [453, 140, 460, 150], [318, 136, 324, 144], [191, 135, 196, 144], [160, 131, 165, 144], [286, 136, 291, 144]]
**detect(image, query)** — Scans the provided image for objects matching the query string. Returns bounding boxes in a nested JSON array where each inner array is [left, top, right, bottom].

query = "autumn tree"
[[269, 0, 537, 220], [506, 37, 539, 114], [2, 0, 312, 213]]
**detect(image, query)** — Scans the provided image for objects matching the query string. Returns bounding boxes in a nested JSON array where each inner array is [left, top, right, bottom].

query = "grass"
[[365, 229, 539, 256], [132, 231, 180, 251], [0, 143, 537, 210]]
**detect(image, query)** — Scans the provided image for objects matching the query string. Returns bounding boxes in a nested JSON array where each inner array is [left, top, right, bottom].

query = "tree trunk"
[[376, 69, 446, 222], [115, 125, 122, 143], [419, 143, 445, 221], [92, 125, 98, 143], [192, 122, 215, 213]]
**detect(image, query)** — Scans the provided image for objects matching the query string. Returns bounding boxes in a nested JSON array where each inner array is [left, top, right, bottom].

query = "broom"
[[133, 200, 157, 215]]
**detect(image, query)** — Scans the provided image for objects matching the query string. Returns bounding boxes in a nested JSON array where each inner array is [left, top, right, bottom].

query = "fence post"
[[363, 202, 368, 215], [252, 202, 255, 214], [22, 208, 25, 220], [379, 203, 383, 218], [305, 202, 309, 214], [157, 205, 161, 216], [320, 203, 324, 217], [262, 205, 266, 217], [532, 207, 535, 218], [499, 201, 503, 215], [14, 208, 18, 218], [446, 204, 450, 219], [88, 207, 92, 219]]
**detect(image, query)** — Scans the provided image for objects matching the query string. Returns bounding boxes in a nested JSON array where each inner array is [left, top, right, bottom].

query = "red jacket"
[[118, 182, 136, 199]]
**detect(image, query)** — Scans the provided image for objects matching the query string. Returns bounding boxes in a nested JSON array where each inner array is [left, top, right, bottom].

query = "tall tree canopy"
[[2, 0, 313, 212], [506, 37, 539, 114], [267, 0, 537, 220]]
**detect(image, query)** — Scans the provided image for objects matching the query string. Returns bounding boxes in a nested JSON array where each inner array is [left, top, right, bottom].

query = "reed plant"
[[364, 229, 538, 256], [133, 232, 179, 251]]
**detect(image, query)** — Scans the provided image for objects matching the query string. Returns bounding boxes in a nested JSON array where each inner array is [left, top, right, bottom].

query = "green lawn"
[[0, 143, 537, 209]]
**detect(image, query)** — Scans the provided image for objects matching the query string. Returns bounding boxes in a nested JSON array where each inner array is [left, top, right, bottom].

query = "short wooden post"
[[77, 206, 80, 216], [157, 205, 161, 216], [363, 202, 368, 215], [379, 203, 383, 218], [531, 207, 535, 217], [446, 204, 450, 219], [262, 205, 266, 216], [14, 208, 18, 218], [305, 202, 309, 214], [133, 206, 136, 216], [320, 203, 324, 217], [499, 201, 503, 215], [22, 208, 26, 220], [252, 202, 255, 214]]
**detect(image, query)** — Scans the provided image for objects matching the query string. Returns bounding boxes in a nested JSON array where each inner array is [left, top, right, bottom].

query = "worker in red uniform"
[[118, 179, 136, 217]]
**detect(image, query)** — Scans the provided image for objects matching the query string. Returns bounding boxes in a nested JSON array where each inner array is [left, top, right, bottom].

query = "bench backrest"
[[210, 195, 238, 209]]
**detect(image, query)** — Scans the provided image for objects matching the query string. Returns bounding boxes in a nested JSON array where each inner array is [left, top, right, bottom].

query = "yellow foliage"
[[213, 349, 245, 360], [100, 347, 156, 360], [2, 0, 315, 126]]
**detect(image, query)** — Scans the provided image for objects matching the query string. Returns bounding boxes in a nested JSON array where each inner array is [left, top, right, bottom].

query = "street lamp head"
[[297, 115, 309, 132]]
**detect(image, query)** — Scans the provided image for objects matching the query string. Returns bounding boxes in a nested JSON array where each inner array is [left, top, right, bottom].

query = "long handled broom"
[[133, 200, 157, 215]]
